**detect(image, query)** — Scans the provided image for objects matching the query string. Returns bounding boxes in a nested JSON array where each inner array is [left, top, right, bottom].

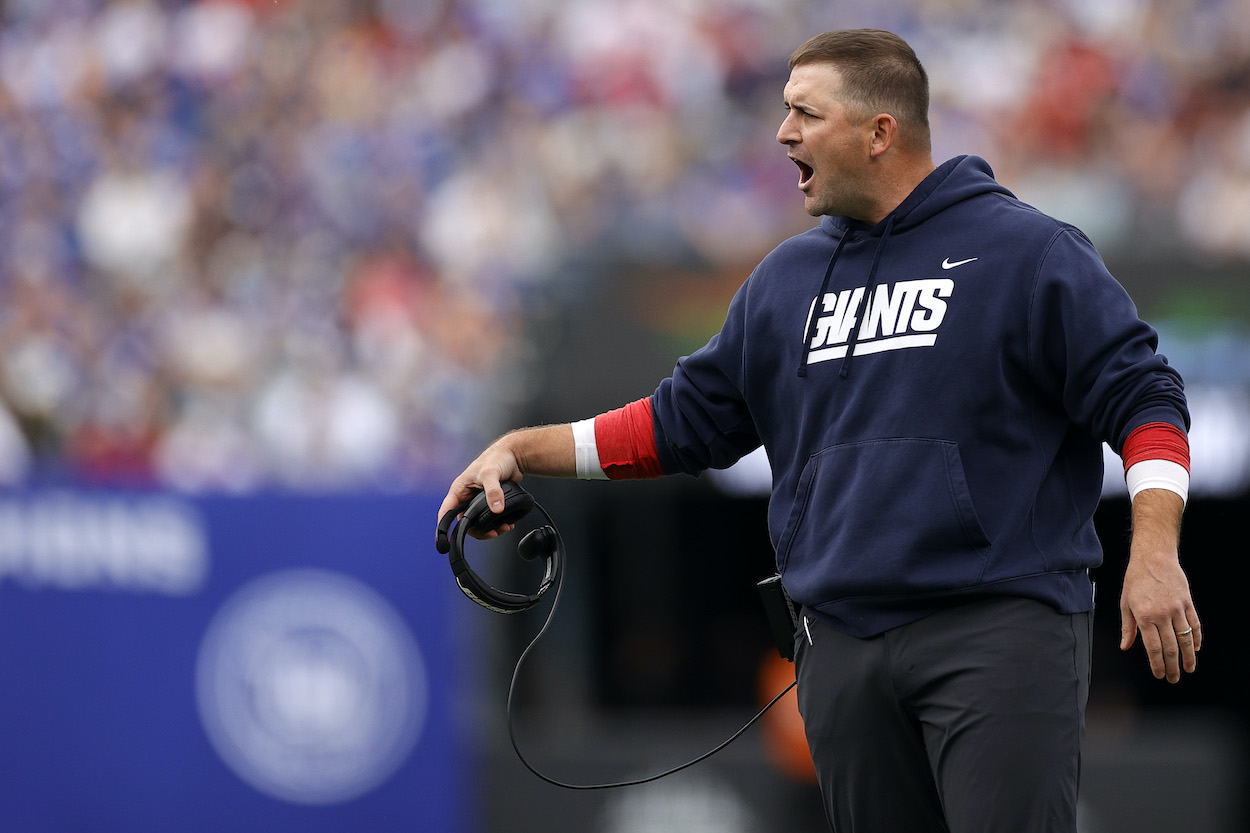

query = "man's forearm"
[[1129, 487, 1184, 558], [497, 424, 577, 477]]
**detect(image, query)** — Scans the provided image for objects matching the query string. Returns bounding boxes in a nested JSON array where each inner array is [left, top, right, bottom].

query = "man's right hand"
[[437, 443, 524, 541], [436, 424, 578, 541]]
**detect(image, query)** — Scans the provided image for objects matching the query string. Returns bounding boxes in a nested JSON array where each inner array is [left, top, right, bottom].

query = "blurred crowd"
[[2, 0, 1250, 490]]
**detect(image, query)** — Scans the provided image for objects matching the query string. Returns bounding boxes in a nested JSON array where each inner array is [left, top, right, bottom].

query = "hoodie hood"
[[819, 155, 1015, 241]]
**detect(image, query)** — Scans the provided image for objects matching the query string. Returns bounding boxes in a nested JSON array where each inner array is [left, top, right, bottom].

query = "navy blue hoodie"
[[649, 155, 1188, 637]]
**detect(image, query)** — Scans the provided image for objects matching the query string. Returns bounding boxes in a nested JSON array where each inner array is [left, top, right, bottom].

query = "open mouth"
[[792, 157, 814, 187]]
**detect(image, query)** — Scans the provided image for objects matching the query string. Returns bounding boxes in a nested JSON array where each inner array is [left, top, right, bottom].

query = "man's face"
[[777, 63, 875, 220]]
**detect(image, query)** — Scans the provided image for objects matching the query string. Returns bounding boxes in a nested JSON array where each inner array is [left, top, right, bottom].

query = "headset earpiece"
[[463, 482, 534, 535], [517, 525, 557, 562]]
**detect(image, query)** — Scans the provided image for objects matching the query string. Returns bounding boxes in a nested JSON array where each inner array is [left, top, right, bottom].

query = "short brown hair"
[[790, 29, 930, 150]]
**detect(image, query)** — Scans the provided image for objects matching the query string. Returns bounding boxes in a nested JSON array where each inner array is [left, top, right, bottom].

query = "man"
[[438, 29, 1200, 832]]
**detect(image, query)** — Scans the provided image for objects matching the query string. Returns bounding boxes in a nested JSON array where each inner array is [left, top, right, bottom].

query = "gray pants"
[[795, 597, 1091, 833]]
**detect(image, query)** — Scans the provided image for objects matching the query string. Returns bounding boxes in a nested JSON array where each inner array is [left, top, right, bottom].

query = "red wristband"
[[1122, 422, 1190, 472], [595, 398, 665, 480]]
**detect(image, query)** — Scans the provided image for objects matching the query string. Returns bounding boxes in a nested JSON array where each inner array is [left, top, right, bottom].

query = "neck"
[[861, 155, 936, 226]]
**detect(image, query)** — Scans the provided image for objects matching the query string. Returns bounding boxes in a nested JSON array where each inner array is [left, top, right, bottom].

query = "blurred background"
[[0, 0, 1246, 831]]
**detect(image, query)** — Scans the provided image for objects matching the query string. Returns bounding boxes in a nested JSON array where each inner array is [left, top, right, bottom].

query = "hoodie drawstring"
[[838, 214, 895, 378], [797, 215, 897, 379], [797, 232, 850, 377]]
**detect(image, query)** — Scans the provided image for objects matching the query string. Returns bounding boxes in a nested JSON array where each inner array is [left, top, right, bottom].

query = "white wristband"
[[1126, 459, 1189, 504], [572, 418, 608, 480]]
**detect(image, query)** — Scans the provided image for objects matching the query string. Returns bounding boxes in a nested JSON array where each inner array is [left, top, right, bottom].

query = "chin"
[[800, 184, 836, 216], [803, 196, 831, 217]]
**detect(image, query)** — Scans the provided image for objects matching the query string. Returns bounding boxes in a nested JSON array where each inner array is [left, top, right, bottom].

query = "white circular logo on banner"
[[195, 569, 427, 805]]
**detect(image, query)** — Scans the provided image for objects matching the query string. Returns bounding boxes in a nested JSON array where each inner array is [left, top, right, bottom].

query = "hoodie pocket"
[[776, 439, 990, 599]]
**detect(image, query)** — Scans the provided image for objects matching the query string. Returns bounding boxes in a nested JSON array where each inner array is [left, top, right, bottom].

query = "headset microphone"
[[434, 480, 796, 790]]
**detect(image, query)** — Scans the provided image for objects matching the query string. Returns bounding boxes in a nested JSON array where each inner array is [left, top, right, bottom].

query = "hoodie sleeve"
[[650, 277, 762, 476], [1028, 227, 1189, 453]]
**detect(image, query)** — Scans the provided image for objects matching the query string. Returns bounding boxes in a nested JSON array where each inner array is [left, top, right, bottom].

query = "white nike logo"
[[942, 256, 978, 270]]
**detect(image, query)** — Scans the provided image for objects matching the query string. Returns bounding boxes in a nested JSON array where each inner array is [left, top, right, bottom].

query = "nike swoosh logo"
[[942, 257, 978, 270]]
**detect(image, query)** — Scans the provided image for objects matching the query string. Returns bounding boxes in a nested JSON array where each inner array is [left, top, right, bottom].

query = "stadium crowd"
[[1, 0, 1249, 490]]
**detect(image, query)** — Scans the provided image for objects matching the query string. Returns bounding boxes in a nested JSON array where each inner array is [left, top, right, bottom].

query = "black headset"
[[435, 480, 561, 615], [433, 480, 796, 791]]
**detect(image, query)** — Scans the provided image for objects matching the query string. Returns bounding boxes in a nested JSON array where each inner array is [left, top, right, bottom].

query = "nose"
[[777, 111, 798, 145]]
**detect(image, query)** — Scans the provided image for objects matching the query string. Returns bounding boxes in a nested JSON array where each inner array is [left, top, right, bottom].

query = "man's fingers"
[[437, 493, 464, 526], [481, 476, 506, 514], [437, 476, 482, 523], [1161, 611, 1201, 681], [1160, 627, 1183, 683], [1119, 608, 1137, 651], [1138, 626, 1168, 680], [437, 465, 510, 523], [1175, 614, 1200, 674], [1180, 607, 1202, 652], [473, 522, 515, 541], [1133, 617, 1202, 683]]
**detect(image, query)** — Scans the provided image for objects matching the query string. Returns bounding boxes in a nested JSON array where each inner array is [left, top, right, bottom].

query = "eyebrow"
[[783, 85, 814, 109]]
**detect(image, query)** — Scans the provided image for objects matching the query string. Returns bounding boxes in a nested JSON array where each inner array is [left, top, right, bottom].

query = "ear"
[[868, 113, 898, 159]]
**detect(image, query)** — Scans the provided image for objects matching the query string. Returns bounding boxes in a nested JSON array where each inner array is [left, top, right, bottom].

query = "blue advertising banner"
[[0, 489, 470, 833]]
